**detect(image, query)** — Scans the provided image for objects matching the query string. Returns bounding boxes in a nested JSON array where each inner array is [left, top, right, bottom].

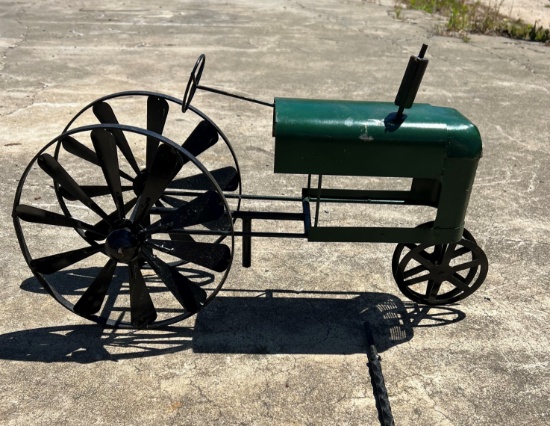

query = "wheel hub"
[[434, 265, 452, 279], [105, 227, 141, 263]]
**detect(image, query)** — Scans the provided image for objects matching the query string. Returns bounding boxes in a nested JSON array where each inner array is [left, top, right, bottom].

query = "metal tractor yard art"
[[13, 45, 488, 329]]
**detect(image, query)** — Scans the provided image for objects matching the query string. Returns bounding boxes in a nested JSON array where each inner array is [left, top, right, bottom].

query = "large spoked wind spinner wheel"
[[13, 93, 240, 328]]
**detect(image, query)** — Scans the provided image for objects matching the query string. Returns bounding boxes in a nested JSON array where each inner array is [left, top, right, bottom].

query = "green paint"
[[273, 98, 483, 243]]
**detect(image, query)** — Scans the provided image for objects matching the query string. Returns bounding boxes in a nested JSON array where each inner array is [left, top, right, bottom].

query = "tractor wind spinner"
[[13, 45, 488, 329]]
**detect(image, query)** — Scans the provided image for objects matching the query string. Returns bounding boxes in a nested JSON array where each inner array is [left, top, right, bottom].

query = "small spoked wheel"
[[392, 226, 488, 305], [13, 125, 234, 328]]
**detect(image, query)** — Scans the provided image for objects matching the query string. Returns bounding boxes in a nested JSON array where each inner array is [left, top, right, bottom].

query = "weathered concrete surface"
[[1, 0, 549, 425]]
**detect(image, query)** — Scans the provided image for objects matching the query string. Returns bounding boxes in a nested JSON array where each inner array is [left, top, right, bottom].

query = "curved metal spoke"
[[142, 249, 207, 313], [181, 120, 218, 160], [61, 136, 134, 182], [448, 273, 471, 292], [62, 136, 100, 166], [91, 129, 125, 220], [452, 259, 482, 273], [452, 246, 471, 258], [404, 273, 433, 286], [30, 245, 103, 275], [146, 96, 169, 171], [144, 191, 224, 236], [14, 205, 105, 239], [73, 258, 118, 316], [132, 144, 184, 225], [440, 243, 457, 266], [426, 280, 443, 303], [128, 259, 157, 328], [169, 166, 238, 192], [93, 101, 141, 174], [38, 154, 112, 222], [403, 264, 428, 279], [408, 248, 436, 270]]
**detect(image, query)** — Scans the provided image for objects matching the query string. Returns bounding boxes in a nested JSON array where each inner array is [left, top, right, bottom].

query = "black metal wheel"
[[182, 54, 205, 113], [392, 225, 488, 305], [56, 90, 241, 244], [13, 124, 234, 328]]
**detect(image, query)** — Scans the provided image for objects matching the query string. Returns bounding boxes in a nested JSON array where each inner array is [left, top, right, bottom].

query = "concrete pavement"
[[1, 0, 549, 424]]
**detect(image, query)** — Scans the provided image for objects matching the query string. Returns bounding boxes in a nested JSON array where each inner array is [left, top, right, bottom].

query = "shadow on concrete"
[[0, 324, 195, 364], [193, 290, 465, 354], [0, 287, 465, 363]]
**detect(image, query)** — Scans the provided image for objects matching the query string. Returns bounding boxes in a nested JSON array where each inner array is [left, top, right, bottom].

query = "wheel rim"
[[13, 124, 234, 328], [392, 222, 476, 276], [393, 238, 488, 305]]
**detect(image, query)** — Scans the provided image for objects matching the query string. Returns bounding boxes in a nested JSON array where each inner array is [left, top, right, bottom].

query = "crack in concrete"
[[433, 406, 455, 424], [0, 11, 28, 74], [188, 380, 224, 419], [1, 81, 50, 118], [0, 3, 60, 118]]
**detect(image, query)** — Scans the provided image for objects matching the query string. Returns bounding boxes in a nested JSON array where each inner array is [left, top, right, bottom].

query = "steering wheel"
[[182, 54, 205, 113]]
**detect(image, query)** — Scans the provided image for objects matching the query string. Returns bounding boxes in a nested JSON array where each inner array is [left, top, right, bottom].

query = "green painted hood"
[[272, 98, 482, 177]]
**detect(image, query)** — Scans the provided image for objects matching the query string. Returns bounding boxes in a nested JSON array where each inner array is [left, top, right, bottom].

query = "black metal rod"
[[219, 288, 366, 295], [166, 229, 306, 239], [365, 322, 395, 426], [225, 193, 305, 202], [242, 217, 252, 267], [309, 197, 406, 205], [161, 190, 305, 203], [418, 43, 428, 58], [302, 199, 312, 235], [236, 230, 306, 239], [314, 175, 322, 227], [163, 189, 425, 205], [197, 85, 274, 108], [232, 210, 304, 221]]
